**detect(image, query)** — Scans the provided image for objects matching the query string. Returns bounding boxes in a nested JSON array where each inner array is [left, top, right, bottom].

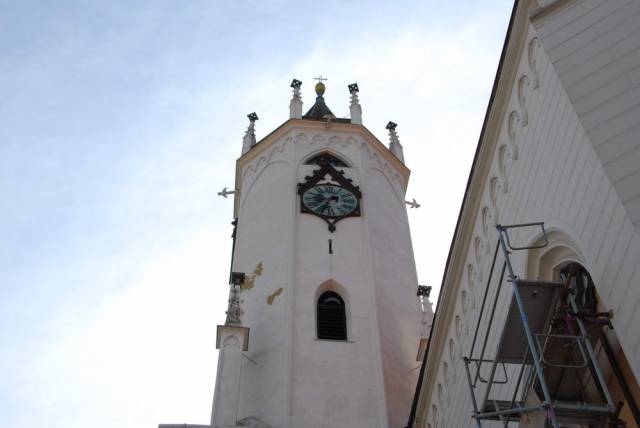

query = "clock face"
[[302, 184, 358, 218]]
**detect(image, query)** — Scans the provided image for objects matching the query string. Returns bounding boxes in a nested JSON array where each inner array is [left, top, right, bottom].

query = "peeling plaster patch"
[[266, 287, 283, 305], [241, 261, 264, 291], [253, 261, 263, 276]]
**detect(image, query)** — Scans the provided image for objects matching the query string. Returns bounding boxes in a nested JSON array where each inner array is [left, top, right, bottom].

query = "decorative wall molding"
[[443, 362, 450, 390], [508, 110, 521, 160], [498, 145, 511, 193], [432, 405, 439, 428], [240, 160, 291, 211], [412, 30, 548, 426], [455, 315, 463, 340], [461, 290, 469, 315], [489, 176, 502, 224], [528, 37, 541, 89], [241, 131, 406, 211], [473, 237, 484, 283], [518, 74, 531, 126], [481, 206, 494, 254], [222, 334, 240, 348], [242, 136, 293, 180]]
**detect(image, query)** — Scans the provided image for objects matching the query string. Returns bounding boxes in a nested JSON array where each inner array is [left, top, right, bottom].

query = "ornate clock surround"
[[297, 160, 362, 232]]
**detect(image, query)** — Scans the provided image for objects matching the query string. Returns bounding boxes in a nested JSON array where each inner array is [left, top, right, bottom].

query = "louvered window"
[[317, 291, 347, 340]]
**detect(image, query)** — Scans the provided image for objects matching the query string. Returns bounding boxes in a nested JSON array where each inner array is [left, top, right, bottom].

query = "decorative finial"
[[349, 83, 362, 125], [241, 113, 259, 155], [386, 121, 405, 163], [290, 79, 303, 119], [225, 286, 244, 326], [226, 272, 246, 326], [314, 75, 327, 97]]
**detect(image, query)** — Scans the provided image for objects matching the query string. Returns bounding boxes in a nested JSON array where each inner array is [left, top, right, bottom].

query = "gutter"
[[406, 1, 520, 426]]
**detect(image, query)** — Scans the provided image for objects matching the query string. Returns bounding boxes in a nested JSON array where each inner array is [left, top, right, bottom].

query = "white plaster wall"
[[418, 19, 640, 428], [532, 0, 640, 230], [365, 168, 424, 428], [230, 126, 428, 428], [290, 135, 387, 428], [234, 159, 293, 427]]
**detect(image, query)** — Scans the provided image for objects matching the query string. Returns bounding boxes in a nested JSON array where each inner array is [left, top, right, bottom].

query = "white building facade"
[[411, 1, 640, 427]]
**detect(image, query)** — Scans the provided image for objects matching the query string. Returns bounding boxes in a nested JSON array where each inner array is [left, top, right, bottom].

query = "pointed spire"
[[386, 121, 405, 163], [348, 83, 362, 124], [241, 112, 258, 155], [303, 76, 335, 119], [289, 79, 303, 119]]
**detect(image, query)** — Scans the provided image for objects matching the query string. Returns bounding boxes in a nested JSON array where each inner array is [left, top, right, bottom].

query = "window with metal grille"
[[317, 291, 347, 340]]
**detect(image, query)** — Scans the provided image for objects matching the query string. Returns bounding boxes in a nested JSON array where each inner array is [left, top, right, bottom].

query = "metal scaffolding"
[[462, 223, 618, 427]]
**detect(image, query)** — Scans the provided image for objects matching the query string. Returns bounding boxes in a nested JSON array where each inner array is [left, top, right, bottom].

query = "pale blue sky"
[[1, 1, 512, 426]]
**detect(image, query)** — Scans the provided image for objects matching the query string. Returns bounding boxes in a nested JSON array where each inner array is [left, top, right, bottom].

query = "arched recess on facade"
[[525, 229, 640, 426], [314, 279, 351, 341], [525, 229, 586, 281]]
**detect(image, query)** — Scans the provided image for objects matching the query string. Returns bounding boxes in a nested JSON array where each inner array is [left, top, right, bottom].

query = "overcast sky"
[[0, 1, 512, 427]]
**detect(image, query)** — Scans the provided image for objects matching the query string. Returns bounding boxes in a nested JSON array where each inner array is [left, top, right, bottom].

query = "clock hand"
[[319, 200, 330, 213]]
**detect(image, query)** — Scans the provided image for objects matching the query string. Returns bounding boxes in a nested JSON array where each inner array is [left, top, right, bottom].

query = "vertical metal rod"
[[601, 331, 640, 424], [480, 358, 500, 414], [567, 293, 615, 410], [464, 358, 483, 428], [496, 225, 559, 428], [506, 346, 530, 428], [328, 239, 333, 254], [474, 262, 507, 385], [470, 242, 501, 358]]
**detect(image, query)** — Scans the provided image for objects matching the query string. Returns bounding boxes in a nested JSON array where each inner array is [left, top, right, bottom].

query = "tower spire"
[[386, 121, 404, 163], [348, 83, 362, 124], [303, 75, 335, 120], [241, 112, 259, 155], [289, 79, 303, 119]]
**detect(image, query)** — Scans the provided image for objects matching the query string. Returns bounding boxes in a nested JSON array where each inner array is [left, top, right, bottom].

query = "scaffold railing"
[[462, 222, 617, 428]]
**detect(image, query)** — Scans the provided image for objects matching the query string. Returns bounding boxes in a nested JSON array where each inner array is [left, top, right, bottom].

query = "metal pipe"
[[496, 225, 559, 428], [463, 358, 483, 428], [600, 331, 640, 424], [567, 292, 616, 411], [480, 357, 500, 415], [470, 241, 501, 358], [476, 261, 506, 387], [476, 404, 542, 419], [505, 347, 530, 427]]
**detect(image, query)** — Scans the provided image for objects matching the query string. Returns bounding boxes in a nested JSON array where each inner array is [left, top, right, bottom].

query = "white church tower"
[[161, 78, 432, 428]]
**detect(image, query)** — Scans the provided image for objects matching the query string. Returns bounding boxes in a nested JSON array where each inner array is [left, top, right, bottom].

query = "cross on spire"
[[314, 75, 328, 84]]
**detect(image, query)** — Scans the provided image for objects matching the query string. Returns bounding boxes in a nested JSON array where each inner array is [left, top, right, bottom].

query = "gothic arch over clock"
[[297, 156, 361, 232], [304, 152, 349, 168]]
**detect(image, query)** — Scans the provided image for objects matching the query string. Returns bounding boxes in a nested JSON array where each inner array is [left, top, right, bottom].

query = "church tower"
[[183, 78, 431, 428]]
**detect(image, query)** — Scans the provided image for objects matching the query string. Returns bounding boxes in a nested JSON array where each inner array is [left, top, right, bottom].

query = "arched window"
[[304, 152, 348, 167], [317, 291, 347, 340]]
